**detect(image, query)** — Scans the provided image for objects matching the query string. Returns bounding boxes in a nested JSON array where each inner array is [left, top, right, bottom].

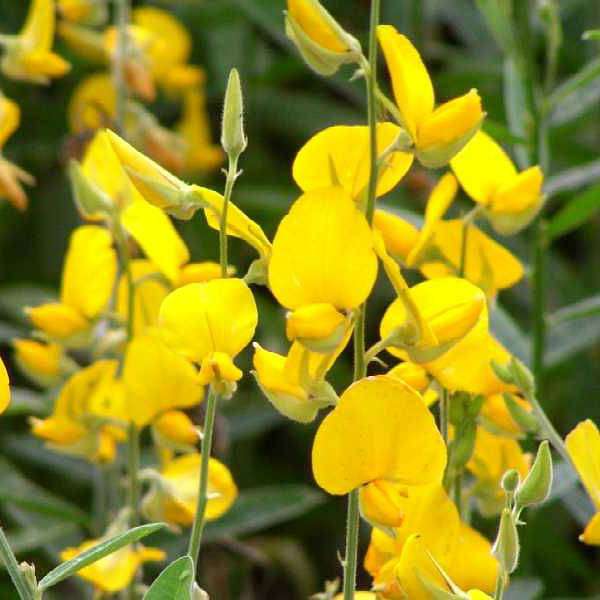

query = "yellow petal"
[[312, 375, 446, 495], [159, 278, 258, 364], [31, 416, 87, 445], [287, 0, 348, 53], [0, 96, 20, 148], [565, 419, 600, 509], [292, 124, 413, 199], [451, 131, 517, 205], [0, 358, 9, 414], [378, 26, 434, 140], [198, 351, 243, 385], [61, 225, 117, 319], [581, 512, 600, 545], [68, 74, 116, 133], [13, 339, 63, 387], [286, 303, 347, 349], [22, 0, 55, 50], [373, 209, 420, 263], [27, 303, 89, 342], [468, 592, 494, 600], [121, 197, 190, 283], [493, 166, 544, 214], [153, 410, 199, 446], [178, 261, 235, 286], [386, 361, 430, 393], [269, 188, 377, 310], [360, 480, 407, 528], [480, 393, 531, 436], [123, 334, 203, 427]]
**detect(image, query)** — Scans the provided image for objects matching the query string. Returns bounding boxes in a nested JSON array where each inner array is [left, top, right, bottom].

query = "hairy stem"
[[0, 528, 33, 600], [219, 154, 239, 278]]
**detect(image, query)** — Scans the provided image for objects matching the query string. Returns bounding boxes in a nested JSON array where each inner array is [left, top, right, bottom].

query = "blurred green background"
[[0, 0, 599, 598]]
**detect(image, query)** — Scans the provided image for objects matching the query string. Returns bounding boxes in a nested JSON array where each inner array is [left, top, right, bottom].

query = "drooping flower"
[[0, 96, 35, 210], [292, 124, 412, 203], [12, 339, 69, 388], [30, 360, 126, 463], [269, 187, 377, 351], [565, 420, 600, 545], [142, 452, 237, 526], [0, 0, 71, 84], [159, 278, 258, 397], [378, 25, 484, 168], [27, 226, 117, 347], [451, 131, 544, 235], [312, 376, 446, 496]]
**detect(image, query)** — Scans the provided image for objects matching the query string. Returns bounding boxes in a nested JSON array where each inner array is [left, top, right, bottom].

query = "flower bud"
[[515, 440, 553, 508], [221, 68, 247, 160], [490, 360, 515, 385], [492, 508, 520, 574], [69, 160, 114, 220], [13, 339, 65, 388], [244, 257, 269, 286], [285, 0, 361, 77], [509, 358, 536, 397], [503, 392, 539, 434], [286, 303, 348, 353], [501, 469, 520, 494]]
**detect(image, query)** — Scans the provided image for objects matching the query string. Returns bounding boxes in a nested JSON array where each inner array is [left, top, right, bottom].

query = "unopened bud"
[[501, 469, 520, 494], [69, 160, 114, 220], [221, 68, 247, 160], [516, 440, 553, 508], [491, 360, 515, 385], [503, 393, 539, 434], [510, 358, 536, 397], [493, 508, 520, 574]]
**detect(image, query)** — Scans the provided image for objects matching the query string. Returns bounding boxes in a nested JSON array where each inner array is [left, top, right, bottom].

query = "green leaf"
[[583, 29, 600, 41], [38, 522, 167, 591], [144, 556, 194, 600], [203, 485, 325, 543], [548, 295, 600, 325], [547, 56, 600, 125], [547, 184, 600, 240], [474, 0, 515, 54], [544, 158, 600, 196], [503, 57, 532, 169], [4, 388, 50, 417]]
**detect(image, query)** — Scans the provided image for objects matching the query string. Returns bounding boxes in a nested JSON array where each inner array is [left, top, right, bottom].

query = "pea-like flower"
[[141, 452, 237, 527], [565, 420, 600, 545], [451, 131, 545, 235], [374, 173, 524, 297], [269, 187, 377, 351], [159, 278, 258, 397], [0, 0, 71, 84], [12, 339, 68, 388], [27, 226, 117, 347], [378, 25, 484, 168], [312, 376, 446, 496], [0, 358, 9, 415]]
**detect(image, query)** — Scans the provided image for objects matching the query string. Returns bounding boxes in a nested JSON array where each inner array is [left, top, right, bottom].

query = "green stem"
[[532, 221, 548, 401], [353, 307, 367, 381], [126, 423, 141, 600], [187, 389, 219, 569], [0, 528, 33, 600], [342, 488, 360, 600], [459, 220, 470, 278], [219, 155, 239, 278], [494, 570, 506, 600], [439, 388, 449, 446], [114, 0, 130, 134]]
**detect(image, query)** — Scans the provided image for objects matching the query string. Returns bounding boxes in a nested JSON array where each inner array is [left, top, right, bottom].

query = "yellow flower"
[[122, 334, 203, 428], [0, 358, 10, 415], [68, 73, 116, 133], [451, 131, 545, 235], [312, 376, 446, 495], [153, 410, 199, 448], [176, 85, 225, 174], [142, 452, 237, 526], [565, 420, 600, 545], [61, 534, 164, 593], [31, 360, 126, 463], [13, 339, 65, 388], [159, 278, 258, 395], [0, 0, 71, 84], [177, 261, 235, 287], [58, 0, 106, 25], [378, 25, 484, 168], [480, 393, 532, 437], [292, 124, 412, 202], [0, 96, 34, 211], [364, 483, 497, 598], [386, 361, 438, 406], [105, 130, 272, 259], [269, 188, 377, 349], [467, 427, 530, 515], [27, 226, 117, 346]]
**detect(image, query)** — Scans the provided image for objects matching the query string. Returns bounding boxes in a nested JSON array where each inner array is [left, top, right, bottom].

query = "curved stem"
[[187, 388, 219, 568], [219, 154, 239, 278], [0, 528, 33, 600], [114, 0, 130, 134], [532, 221, 548, 400]]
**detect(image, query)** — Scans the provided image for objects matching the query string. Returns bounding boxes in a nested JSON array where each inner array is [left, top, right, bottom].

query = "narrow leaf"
[[583, 29, 600, 41], [144, 556, 194, 600], [547, 183, 600, 240], [474, 0, 515, 54], [545, 158, 600, 196], [503, 57, 532, 169], [38, 523, 166, 591], [4, 388, 50, 417], [548, 295, 600, 325]]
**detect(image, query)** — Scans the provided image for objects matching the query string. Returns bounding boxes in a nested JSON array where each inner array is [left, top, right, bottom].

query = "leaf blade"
[[144, 556, 194, 600]]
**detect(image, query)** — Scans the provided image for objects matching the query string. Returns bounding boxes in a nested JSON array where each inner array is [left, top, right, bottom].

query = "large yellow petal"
[[373, 209, 420, 263], [492, 165, 544, 213], [27, 303, 89, 342], [22, 0, 54, 50], [377, 25, 434, 139], [292, 124, 413, 199], [159, 278, 258, 364], [451, 131, 517, 205], [269, 187, 377, 310], [61, 225, 117, 319], [0, 358, 9, 414], [287, 0, 348, 53], [312, 375, 446, 495], [121, 197, 189, 283], [122, 335, 203, 427], [565, 420, 600, 509]]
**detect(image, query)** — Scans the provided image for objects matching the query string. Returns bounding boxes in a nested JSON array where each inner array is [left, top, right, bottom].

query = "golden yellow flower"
[[565, 420, 600, 545], [0, 358, 10, 415], [0, 0, 71, 84], [13, 339, 65, 388], [378, 25, 483, 168], [451, 131, 544, 235]]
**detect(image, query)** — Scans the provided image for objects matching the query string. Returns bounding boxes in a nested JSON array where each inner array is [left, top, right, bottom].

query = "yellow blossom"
[[13, 339, 65, 388], [0, 96, 35, 210], [177, 261, 235, 287], [378, 25, 484, 168], [153, 410, 199, 448], [312, 376, 446, 495], [292, 124, 413, 201], [386, 361, 438, 406], [68, 73, 116, 133], [31, 360, 126, 463], [565, 420, 600, 545], [0, 358, 10, 415], [61, 534, 164, 593], [0, 0, 71, 84], [27, 226, 117, 346], [451, 131, 545, 235], [142, 452, 237, 526], [480, 393, 532, 437]]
